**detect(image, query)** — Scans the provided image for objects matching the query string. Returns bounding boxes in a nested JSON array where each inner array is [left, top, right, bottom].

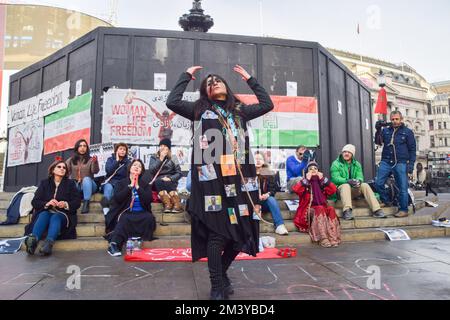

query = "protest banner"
[[7, 118, 44, 167], [8, 81, 70, 128], [43, 91, 92, 155]]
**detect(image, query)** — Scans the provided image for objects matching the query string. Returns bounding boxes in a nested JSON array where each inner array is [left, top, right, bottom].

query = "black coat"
[[145, 155, 182, 183], [25, 177, 81, 240], [166, 72, 274, 261], [258, 169, 281, 197], [105, 176, 153, 234], [105, 155, 131, 186]]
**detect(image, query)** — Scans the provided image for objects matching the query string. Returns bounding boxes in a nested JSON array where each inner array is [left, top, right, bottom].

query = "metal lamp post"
[[179, 0, 214, 32]]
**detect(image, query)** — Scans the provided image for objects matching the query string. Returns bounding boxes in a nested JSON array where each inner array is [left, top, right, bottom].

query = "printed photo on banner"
[[241, 177, 259, 192], [7, 118, 44, 167], [201, 110, 218, 120], [101, 88, 197, 146], [220, 154, 237, 177], [198, 164, 218, 182], [199, 135, 209, 150], [225, 184, 237, 197], [173, 146, 191, 172], [89, 142, 115, 178], [205, 196, 222, 212], [228, 208, 238, 225], [238, 204, 250, 217]]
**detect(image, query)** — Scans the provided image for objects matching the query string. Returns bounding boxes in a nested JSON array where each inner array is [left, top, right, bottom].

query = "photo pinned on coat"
[[224, 184, 237, 197], [198, 164, 218, 182], [227, 208, 238, 225], [205, 195, 222, 212], [220, 154, 237, 177], [239, 204, 250, 217], [241, 177, 259, 192]]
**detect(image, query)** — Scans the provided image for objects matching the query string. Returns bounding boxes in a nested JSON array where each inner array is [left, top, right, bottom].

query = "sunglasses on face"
[[56, 165, 66, 170]]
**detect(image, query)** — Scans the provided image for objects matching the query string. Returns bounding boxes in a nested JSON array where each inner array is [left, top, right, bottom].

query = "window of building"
[[439, 138, 443, 147], [445, 122, 447, 129], [416, 136, 420, 146], [430, 136, 435, 147], [438, 122, 442, 130], [446, 138, 448, 147], [405, 109, 409, 116], [416, 110, 419, 118], [427, 103, 432, 115], [429, 120, 434, 130]]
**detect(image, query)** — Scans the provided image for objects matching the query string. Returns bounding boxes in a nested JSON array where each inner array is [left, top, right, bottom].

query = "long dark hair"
[[71, 139, 91, 165], [194, 74, 242, 123]]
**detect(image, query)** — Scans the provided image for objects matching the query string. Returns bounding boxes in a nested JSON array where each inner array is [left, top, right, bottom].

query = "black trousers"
[[154, 178, 177, 193], [425, 183, 437, 196], [207, 231, 240, 291]]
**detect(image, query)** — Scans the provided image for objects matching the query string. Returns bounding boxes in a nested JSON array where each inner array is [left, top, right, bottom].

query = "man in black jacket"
[[148, 139, 183, 213]]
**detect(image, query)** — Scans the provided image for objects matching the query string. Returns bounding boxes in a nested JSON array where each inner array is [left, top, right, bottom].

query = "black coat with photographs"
[[167, 72, 274, 261]]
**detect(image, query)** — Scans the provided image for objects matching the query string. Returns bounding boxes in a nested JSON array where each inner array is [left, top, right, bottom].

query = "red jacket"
[[292, 177, 337, 232]]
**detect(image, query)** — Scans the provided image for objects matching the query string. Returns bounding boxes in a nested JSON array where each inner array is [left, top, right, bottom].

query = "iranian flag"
[[44, 91, 92, 155], [237, 95, 319, 147]]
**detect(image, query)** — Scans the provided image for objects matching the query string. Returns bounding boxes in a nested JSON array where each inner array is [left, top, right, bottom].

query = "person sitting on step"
[[254, 152, 289, 235], [66, 139, 99, 214], [105, 159, 156, 257], [101, 143, 131, 216], [148, 139, 183, 213], [24, 158, 81, 256], [292, 161, 341, 248], [330, 144, 386, 220]]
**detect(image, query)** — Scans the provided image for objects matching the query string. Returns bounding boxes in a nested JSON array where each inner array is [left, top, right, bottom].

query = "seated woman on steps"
[[24, 157, 81, 256], [105, 159, 156, 257], [254, 152, 288, 235], [292, 161, 341, 248], [66, 139, 100, 214], [148, 139, 183, 213]]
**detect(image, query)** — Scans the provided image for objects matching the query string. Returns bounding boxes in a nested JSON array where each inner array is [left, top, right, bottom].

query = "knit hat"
[[307, 161, 319, 171], [159, 138, 172, 149], [342, 144, 356, 157]]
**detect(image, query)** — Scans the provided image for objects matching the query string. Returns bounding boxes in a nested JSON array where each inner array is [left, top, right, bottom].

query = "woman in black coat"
[[24, 158, 81, 256], [166, 65, 274, 300], [105, 159, 156, 257]]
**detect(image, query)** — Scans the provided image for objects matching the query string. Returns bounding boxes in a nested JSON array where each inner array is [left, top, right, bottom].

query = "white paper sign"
[[8, 81, 70, 128], [102, 89, 197, 146], [378, 229, 411, 241], [89, 142, 115, 178], [366, 118, 369, 130], [285, 200, 299, 212], [286, 81, 298, 97], [76, 79, 83, 96], [154, 73, 167, 90], [7, 118, 44, 167]]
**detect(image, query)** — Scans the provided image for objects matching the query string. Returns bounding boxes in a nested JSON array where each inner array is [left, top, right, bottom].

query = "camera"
[[375, 120, 392, 131]]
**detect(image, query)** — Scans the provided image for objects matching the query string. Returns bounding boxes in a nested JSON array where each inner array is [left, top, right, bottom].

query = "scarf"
[[310, 176, 327, 206]]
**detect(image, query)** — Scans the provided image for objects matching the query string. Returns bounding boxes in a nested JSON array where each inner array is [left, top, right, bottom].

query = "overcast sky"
[[22, 0, 450, 82]]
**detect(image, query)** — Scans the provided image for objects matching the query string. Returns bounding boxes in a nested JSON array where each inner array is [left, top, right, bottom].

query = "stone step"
[[16, 224, 450, 252], [0, 213, 436, 239]]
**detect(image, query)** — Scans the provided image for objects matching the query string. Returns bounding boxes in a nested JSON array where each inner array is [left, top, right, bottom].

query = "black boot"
[[223, 274, 234, 298], [210, 288, 225, 300], [25, 234, 38, 255], [81, 200, 90, 214], [39, 239, 54, 256]]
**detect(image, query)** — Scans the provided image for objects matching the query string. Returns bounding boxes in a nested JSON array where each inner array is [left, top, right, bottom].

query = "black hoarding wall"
[[6, 27, 373, 191]]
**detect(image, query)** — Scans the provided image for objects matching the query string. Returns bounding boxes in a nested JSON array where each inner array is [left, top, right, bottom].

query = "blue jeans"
[[32, 211, 65, 241], [261, 196, 284, 227], [103, 183, 114, 201], [76, 177, 98, 201], [376, 161, 408, 212]]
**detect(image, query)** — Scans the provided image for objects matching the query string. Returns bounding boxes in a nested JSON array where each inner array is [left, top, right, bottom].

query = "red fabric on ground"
[[124, 247, 289, 262]]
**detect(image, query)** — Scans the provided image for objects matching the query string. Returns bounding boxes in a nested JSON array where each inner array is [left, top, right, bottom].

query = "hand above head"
[[186, 66, 203, 80], [233, 65, 251, 81]]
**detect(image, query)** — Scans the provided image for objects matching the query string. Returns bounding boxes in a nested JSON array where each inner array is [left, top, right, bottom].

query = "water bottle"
[[126, 238, 134, 255]]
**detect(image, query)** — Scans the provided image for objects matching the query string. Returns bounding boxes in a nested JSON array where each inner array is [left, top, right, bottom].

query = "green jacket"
[[330, 155, 364, 187]]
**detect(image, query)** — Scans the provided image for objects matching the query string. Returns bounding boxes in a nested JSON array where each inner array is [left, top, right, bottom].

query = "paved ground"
[[1, 236, 450, 301]]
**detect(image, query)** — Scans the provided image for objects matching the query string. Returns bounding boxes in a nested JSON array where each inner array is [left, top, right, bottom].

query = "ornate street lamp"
[[179, 0, 214, 33]]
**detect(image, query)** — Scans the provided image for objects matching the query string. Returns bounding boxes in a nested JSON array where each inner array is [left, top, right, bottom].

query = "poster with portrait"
[[7, 118, 44, 167]]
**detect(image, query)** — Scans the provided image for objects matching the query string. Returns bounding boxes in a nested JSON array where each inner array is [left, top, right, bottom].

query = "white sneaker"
[[432, 219, 450, 228], [275, 224, 289, 235]]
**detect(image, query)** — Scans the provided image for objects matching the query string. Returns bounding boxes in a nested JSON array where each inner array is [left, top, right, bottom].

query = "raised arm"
[[234, 65, 274, 121], [166, 66, 203, 121]]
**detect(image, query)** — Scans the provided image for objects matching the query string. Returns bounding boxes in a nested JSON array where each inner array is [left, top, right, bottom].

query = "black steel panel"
[[361, 88, 375, 179], [133, 37, 195, 91], [42, 57, 67, 91], [328, 61, 347, 162], [261, 45, 314, 96], [19, 70, 41, 100], [198, 41, 257, 94], [346, 75, 362, 163], [318, 52, 330, 176]]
